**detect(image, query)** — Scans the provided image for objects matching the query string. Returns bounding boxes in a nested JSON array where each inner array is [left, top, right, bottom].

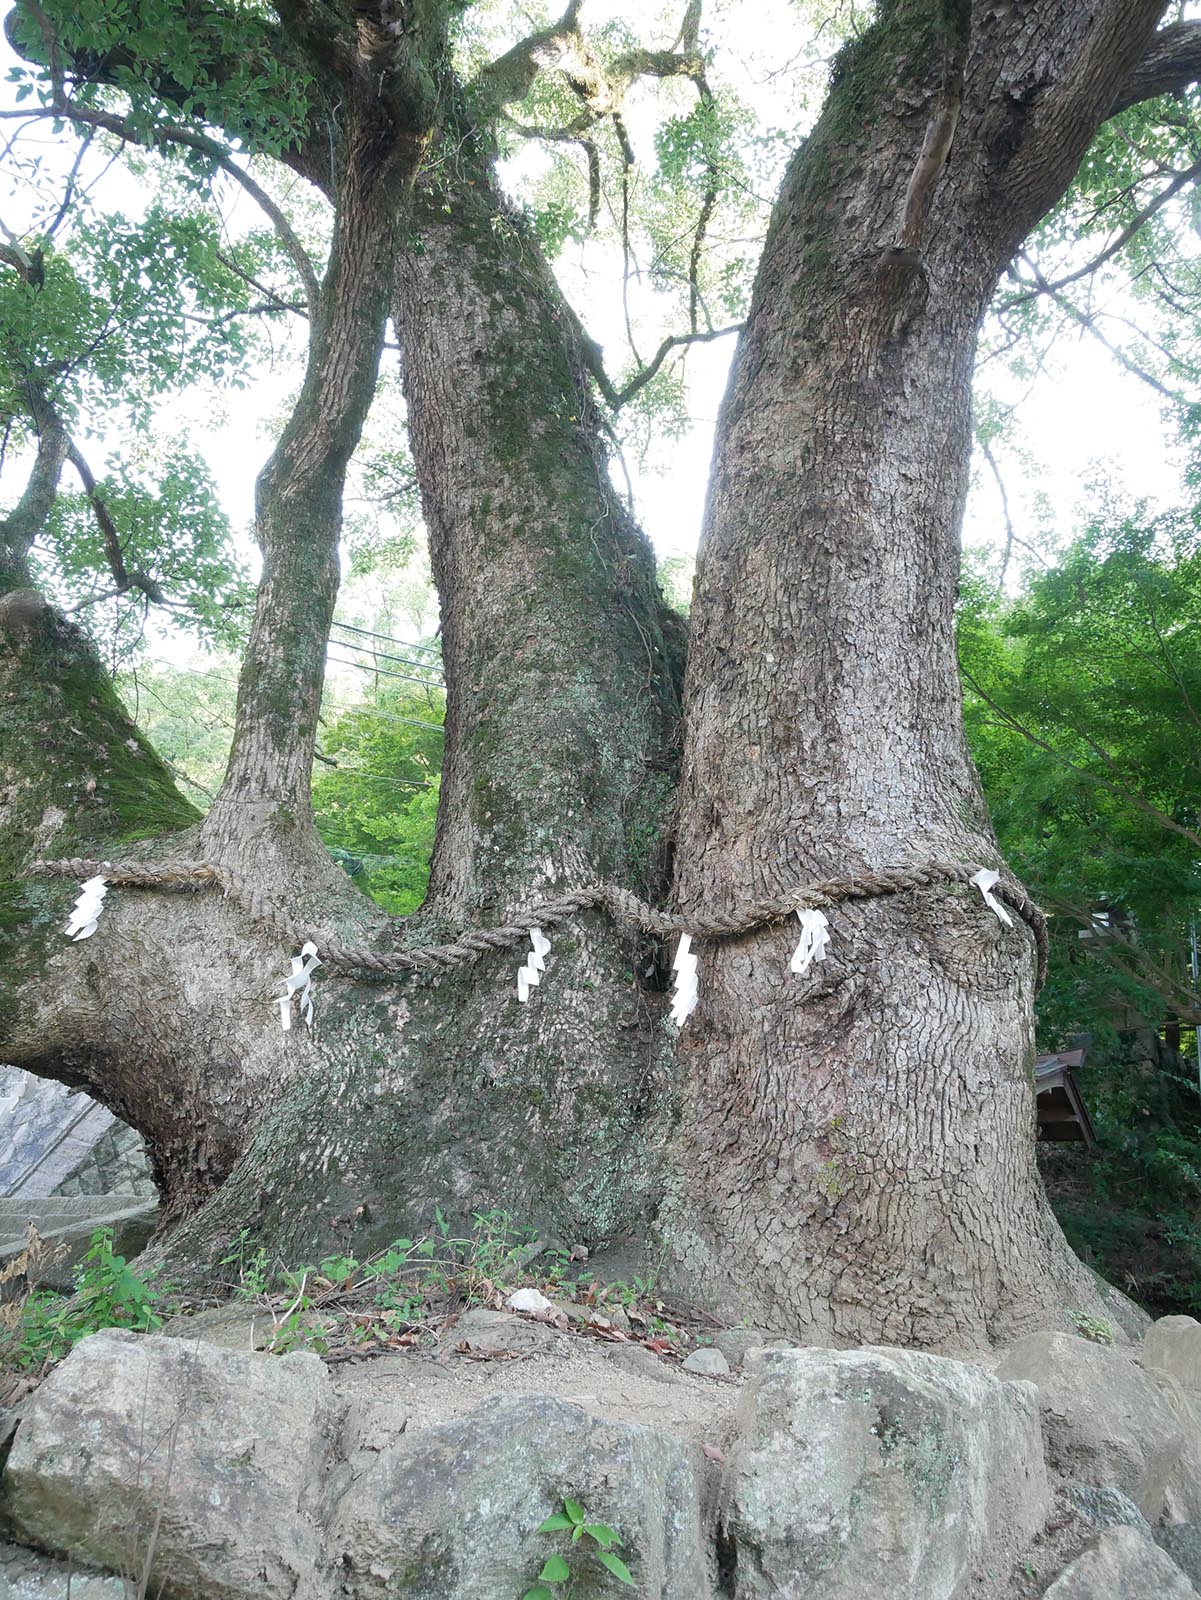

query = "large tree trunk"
[[159, 152, 687, 1270], [663, 0, 1169, 1348], [4, 0, 1195, 1347], [0, 127, 683, 1271]]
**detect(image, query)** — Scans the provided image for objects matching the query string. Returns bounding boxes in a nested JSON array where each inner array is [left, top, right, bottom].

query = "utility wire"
[[329, 619, 442, 656], [326, 653, 445, 691], [328, 703, 445, 734], [327, 636, 446, 679]]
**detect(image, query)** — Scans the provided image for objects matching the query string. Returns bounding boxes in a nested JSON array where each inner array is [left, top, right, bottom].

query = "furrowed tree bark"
[[664, 0, 1173, 1348], [4, 0, 1195, 1346], [199, 49, 427, 890], [156, 137, 687, 1270], [1, 79, 685, 1270]]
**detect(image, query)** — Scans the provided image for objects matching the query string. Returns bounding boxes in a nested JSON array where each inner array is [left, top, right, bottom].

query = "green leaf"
[[536, 1514, 574, 1533], [597, 1551, 636, 1586], [562, 1498, 585, 1526], [584, 1523, 620, 1549], [538, 1554, 571, 1583], [521, 1588, 556, 1600]]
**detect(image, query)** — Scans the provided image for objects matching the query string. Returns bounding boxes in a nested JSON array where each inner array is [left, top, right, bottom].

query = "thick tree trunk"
[[4, 0, 1190, 1347], [663, 0, 1168, 1348], [151, 151, 686, 1267], [396, 143, 683, 919], [1, 131, 684, 1272]]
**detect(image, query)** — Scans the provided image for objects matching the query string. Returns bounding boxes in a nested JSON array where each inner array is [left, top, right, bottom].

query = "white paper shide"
[[790, 907, 831, 975], [277, 941, 321, 1031], [670, 933, 699, 1027], [63, 875, 109, 941], [970, 868, 1014, 928], [517, 927, 551, 1002]]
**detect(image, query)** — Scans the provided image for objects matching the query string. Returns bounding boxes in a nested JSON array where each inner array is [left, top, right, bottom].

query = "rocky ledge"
[[4, 1313, 1201, 1597]]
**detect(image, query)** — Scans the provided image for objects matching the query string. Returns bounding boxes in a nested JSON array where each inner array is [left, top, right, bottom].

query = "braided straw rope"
[[30, 855, 1049, 991]]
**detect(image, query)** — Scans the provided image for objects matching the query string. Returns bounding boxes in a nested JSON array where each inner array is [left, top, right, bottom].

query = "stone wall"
[[0, 1066, 154, 1200]]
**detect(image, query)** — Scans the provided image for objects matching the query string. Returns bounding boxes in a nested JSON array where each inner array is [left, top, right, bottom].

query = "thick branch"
[[0, 397, 67, 582], [1003, 2, 1168, 226], [203, 91, 425, 853], [1111, 20, 1201, 117], [470, 0, 583, 111]]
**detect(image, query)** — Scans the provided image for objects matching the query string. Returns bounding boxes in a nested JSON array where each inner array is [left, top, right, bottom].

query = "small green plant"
[[1067, 1309, 1116, 1346], [219, 1228, 271, 1296], [520, 1497, 636, 1598], [10, 1227, 167, 1369]]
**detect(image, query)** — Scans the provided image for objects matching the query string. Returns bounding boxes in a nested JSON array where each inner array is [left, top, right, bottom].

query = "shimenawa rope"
[[29, 855, 1049, 991]]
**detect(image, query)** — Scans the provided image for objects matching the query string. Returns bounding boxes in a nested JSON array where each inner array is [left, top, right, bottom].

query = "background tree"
[[961, 508, 1201, 1314]]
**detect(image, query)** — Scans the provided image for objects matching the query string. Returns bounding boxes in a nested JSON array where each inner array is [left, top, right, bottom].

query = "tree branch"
[[0, 218, 41, 284], [470, 0, 584, 111], [613, 323, 742, 409], [999, 155, 1201, 311], [65, 439, 129, 591], [0, 394, 67, 577], [1004, 2, 1168, 226], [1015, 255, 1194, 403], [1111, 20, 1201, 117], [1, 101, 319, 315]]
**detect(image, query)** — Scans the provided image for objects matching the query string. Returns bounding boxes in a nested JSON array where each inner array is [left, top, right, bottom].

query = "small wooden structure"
[[1034, 1047, 1096, 1147]]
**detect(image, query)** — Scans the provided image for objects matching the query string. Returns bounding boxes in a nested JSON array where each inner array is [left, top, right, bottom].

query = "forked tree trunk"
[[0, 133, 683, 1270], [664, 0, 1168, 1347], [2, 0, 1192, 1345]]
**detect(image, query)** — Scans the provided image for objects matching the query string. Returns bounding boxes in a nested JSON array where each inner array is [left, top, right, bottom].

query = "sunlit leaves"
[[986, 87, 1201, 447], [0, 204, 295, 433], [7, 0, 316, 160], [311, 683, 445, 915], [959, 506, 1201, 1046], [32, 445, 250, 655]]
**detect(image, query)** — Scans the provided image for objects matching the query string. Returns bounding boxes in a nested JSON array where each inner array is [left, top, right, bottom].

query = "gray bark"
[[2, 0, 1194, 1345], [663, 0, 1169, 1348], [0, 126, 685, 1272]]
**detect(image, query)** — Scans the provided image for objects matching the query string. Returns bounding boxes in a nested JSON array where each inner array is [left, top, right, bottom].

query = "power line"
[[326, 652, 445, 691], [328, 703, 445, 734], [327, 635, 446, 680], [330, 619, 442, 656], [316, 767, 437, 791]]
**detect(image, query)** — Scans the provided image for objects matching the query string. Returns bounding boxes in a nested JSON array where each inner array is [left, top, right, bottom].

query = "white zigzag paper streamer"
[[670, 933, 698, 1027], [970, 868, 1013, 928], [277, 941, 321, 1031], [517, 927, 551, 1002], [790, 908, 830, 975], [64, 875, 109, 940]]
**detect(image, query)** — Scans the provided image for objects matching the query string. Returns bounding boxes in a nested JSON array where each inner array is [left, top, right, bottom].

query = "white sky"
[[0, 1, 1194, 664]]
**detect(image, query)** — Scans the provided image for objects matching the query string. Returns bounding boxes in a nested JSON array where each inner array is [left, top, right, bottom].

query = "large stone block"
[[1158, 1524, 1201, 1592], [1141, 1317, 1201, 1395], [1042, 1526, 1198, 1598], [0, 1541, 130, 1599], [721, 1346, 1049, 1600], [2, 1330, 330, 1600], [996, 1331, 1184, 1519], [327, 1392, 709, 1600]]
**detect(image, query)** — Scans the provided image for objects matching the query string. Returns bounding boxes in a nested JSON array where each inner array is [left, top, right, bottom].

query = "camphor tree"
[[4, 0, 1201, 1350]]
